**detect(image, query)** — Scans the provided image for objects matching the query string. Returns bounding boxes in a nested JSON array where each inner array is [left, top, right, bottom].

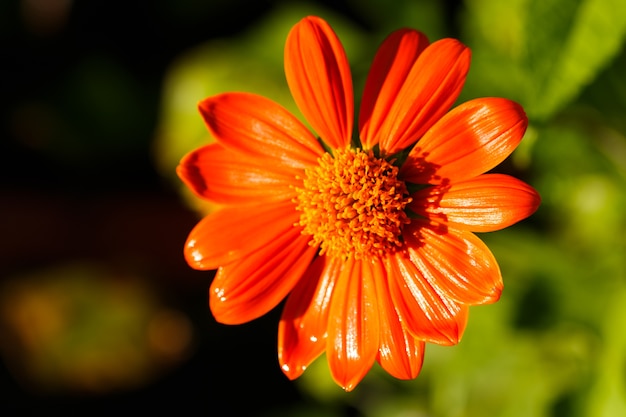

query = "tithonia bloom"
[[177, 16, 540, 391]]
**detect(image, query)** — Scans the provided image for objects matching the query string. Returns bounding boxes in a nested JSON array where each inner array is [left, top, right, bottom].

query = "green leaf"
[[525, 0, 626, 120], [461, 0, 626, 121]]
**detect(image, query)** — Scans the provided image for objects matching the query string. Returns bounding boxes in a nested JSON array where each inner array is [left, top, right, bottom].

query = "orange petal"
[[177, 143, 299, 205], [184, 201, 299, 270], [371, 38, 471, 155], [374, 257, 425, 380], [410, 174, 541, 232], [278, 256, 341, 380], [327, 258, 380, 391], [403, 220, 502, 305], [386, 251, 469, 345], [209, 228, 318, 324], [401, 98, 528, 184], [285, 16, 353, 149], [359, 29, 429, 150], [198, 92, 324, 169]]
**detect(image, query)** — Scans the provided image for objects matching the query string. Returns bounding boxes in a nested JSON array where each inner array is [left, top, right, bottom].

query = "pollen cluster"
[[295, 148, 412, 259]]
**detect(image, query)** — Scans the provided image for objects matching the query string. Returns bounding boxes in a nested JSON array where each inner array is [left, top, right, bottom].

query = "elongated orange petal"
[[359, 29, 429, 150], [177, 143, 299, 205], [285, 16, 353, 149], [184, 201, 299, 270], [372, 38, 470, 155], [403, 220, 502, 305], [386, 251, 469, 345], [374, 257, 425, 380], [327, 258, 380, 391], [401, 98, 528, 184], [210, 229, 318, 324], [410, 174, 541, 232], [198, 92, 324, 169], [278, 255, 342, 380]]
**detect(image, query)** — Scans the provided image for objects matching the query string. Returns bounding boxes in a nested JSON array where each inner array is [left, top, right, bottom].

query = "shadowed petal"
[[386, 250, 469, 345], [401, 98, 528, 184], [374, 257, 425, 380], [184, 201, 299, 270], [210, 228, 318, 324], [327, 258, 380, 391], [410, 174, 541, 232], [285, 16, 353, 149], [372, 38, 471, 155], [403, 220, 502, 305], [278, 256, 341, 380], [198, 92, 324, 169], [177, 143, 300, 205], [359, 29, 429, 149]]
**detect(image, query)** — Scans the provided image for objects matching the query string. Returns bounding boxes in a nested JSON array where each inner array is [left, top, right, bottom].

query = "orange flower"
[[177, 16, 540, 391]]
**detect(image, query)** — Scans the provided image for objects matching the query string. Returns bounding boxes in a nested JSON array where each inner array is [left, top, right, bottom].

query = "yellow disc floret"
[[295, 148, 412, 259]]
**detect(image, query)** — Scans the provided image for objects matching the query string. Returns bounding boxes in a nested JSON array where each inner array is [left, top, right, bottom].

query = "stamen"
[[294, 148, 412, 259]]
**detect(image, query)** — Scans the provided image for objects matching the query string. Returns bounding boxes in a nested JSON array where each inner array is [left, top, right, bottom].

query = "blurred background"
[[1, 0, 625, 416]]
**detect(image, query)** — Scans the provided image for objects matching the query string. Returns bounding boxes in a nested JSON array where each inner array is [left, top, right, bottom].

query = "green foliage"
[[462, 0, 626, 120]]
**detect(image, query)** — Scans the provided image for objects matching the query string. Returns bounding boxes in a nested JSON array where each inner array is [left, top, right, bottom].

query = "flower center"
[[295, 148, 412, 259]]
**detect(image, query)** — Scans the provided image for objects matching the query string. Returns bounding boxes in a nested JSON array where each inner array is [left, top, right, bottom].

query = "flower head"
[[177, 16, 540, 391]]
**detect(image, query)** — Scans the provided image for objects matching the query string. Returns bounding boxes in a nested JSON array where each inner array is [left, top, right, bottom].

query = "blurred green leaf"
[[525, 0, 626, 119], [462, 0, 626, 121]]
